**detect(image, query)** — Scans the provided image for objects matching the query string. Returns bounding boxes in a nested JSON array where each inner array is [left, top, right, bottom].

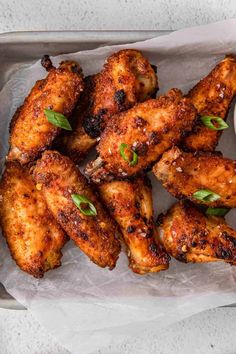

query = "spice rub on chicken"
[[59, 49, 158, 162], [8, 56, 84, 165]]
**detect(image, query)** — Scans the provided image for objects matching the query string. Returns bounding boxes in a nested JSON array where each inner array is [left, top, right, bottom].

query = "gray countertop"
[[1, 1, 236, 353]]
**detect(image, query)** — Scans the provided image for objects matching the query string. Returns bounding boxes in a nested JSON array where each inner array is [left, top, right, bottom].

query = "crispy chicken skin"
[[98, 177, 170, 274], [0, 162, 67, 278], [60, 49, 158, 162], [85, 89, 197, 182], [33, 150, 121, 269], [153, 146, 236, 208], [183, 55, 236, 151], [8, 56, 84, 164], [159, 201, 236, 265]]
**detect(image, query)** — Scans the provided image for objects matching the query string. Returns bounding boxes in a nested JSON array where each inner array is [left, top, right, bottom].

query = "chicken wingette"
[[85, 89, 197, 182], [98, 177, 170, 274], [153, 146, 236, 208], [8, 55, 84, 164], [158, 201, 236, 265], [59, 49, 158, 162], [33, 150, 121, 269], [182, 55, 236, 151], [0, 162, 67, 278]]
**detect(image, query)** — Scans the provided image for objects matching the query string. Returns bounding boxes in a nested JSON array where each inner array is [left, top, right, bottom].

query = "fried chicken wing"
[[183, 55, 236, 151], [85, 89, 197, 182], [153, 146, 236, 208], [33, 150, 121, 269], [8, 56, 84, 164], [59, 49, 158, 161], [98, 177, 169, 274], [0, 162, 67, 278], [159, 201, 236, 264]]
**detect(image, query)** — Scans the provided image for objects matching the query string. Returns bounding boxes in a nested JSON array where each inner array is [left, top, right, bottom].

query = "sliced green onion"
[[71, 194, 97, 216], [200, 116, 228, 131], [119, 143, 138, 166], [193, 189, 220, 202], [44, 109, 72, 131], [206, 207, 229, 217]]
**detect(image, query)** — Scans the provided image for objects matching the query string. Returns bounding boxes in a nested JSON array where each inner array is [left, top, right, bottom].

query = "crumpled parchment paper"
[[0, 19, 236, 354]]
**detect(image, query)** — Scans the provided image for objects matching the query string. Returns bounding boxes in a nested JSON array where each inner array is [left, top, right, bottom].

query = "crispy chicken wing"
[[153, 146, 236, 208], [85, 89, 197, 182], [98, 177, 170, 274], [59, 49, 158, 161], [8, 56, 84, 164], [159, 201, 236, 265], [0, 162, 67, 278], [33, 150, 121, 269], [183, 55, 236, 151]]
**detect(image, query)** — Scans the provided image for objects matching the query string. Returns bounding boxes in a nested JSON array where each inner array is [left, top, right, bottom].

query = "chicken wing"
[[59, 49, 158, 162], [8, 56, 84, 164], [182, 55, 236, 151], [0, 162, 67, 278], [153, 146, 236, 208], [33, 150, 121, 269], [85, 89, 197, 182], [98, 177, 170, 274], [159, 201, 236, 265]]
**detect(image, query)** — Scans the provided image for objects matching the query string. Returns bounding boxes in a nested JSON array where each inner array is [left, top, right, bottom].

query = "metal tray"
[[0, 30, 170, 310]]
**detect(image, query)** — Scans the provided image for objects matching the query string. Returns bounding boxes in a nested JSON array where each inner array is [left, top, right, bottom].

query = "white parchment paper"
[[1, 19, 236, 354]]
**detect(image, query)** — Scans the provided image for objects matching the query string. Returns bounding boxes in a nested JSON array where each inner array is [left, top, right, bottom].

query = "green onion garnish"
[[193, 189, 220, 202], [44, 109, 72, 131], [206, 207, 229, 217], [71, 194, 97, 216], [200, 116, 228, 131], [119, 143, 138, 166]]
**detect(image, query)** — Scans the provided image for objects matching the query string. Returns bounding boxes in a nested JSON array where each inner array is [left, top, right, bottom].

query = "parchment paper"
[[1, 19, 236, 354]]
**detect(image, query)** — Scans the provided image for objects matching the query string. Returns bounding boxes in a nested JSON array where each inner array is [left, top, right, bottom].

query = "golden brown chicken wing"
[[33, 150, 121, 269], [182, 55, 236, 151], [59, 49, 158, 162], [8, 56, 84, 164], [159, 201, 236, 265], [85, 89, 197, 182], [153, 146, 236, 208], [0, 162, 67, 278], [98, 177, 170, 274]]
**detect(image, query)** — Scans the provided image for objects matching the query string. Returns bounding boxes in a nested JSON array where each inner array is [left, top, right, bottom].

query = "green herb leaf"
[[44, 109, 72, 131], [200, 116, 228, 131], [193, 189, 221, 202], [119, 143, 138, 166], [71, 194, 97, 216], [206, 207, 229, 217]]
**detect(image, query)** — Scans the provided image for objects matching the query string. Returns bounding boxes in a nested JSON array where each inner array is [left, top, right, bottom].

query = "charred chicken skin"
[[183, 55, 236, 151], [85, 89, 197, 182], [98, 177, 170, 274], [33, 150, 121, 269], [60, 49, 158, 161], [159, 201, 236, 265], [153, 146, 236, 208], [0, 162, 67, 278], [8, 56, 84, 164]]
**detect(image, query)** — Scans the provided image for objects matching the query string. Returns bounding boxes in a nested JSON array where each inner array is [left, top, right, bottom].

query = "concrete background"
[[1, 0, 236, 353]]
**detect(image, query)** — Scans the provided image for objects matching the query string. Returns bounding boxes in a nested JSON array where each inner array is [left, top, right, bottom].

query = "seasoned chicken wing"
[[8, 56, 84, 164], [0, 162, 67, 278], [59, 49, 158, 161], [98, 177, 170, 274], [153, 146, 236, 208], [159, 201, 236, 265], [183, 55, 236, 151], [85, 89, 197, 182], [33, 150, 121, 269]]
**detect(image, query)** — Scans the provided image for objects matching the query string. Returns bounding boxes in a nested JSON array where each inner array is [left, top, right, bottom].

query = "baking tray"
[[0, 30, 170, 310]]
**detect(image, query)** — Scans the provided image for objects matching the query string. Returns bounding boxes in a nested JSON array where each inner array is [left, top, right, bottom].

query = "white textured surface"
[[1, 1, 236, 353]]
